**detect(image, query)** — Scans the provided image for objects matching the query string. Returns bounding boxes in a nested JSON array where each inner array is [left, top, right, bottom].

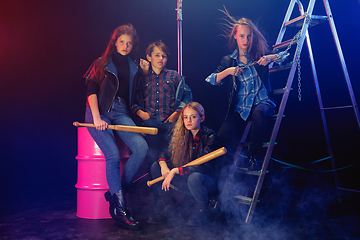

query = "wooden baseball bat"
[[73, 121, 158, 135], [147, 147, 227, 187]]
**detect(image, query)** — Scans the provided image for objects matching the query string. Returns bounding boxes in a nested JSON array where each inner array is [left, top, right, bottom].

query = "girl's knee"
[[187, 172, 202, 185], [253, 107, 266, 118], [105, 153, 120, 164], [129, 138, 148, 156]]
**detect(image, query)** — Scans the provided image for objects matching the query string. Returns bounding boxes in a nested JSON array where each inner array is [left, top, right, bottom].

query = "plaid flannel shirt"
[[141, 68, 182, 122], [206, 49, 275, 121]]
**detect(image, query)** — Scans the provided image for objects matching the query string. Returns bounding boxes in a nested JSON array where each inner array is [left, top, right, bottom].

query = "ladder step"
[[285, 14, 328, 28], [309, 15, 329, 27], [273, 88, 293, 94], [236, 167, 262, 176], [269, 62, 293, 73], [272, 88, 291, 95], [284, 14, 306, 27], [264, 142, 277, 147], [234, 195, 253, 205], [273, 39, 293, 51], [322, 105, 353, 110], [268, 114, 285, 120]]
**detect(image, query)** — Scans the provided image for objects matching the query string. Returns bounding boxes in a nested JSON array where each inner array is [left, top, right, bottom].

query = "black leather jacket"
[[84, 56, 140, 113], [160, 126, 222, 181]]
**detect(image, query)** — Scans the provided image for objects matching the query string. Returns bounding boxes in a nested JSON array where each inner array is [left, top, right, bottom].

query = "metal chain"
[[293, 29, 303, 101], [285, 30, 302, 55], [291, 34, 303, 101], [295, 14, 311, 101], [233, 26, 305, 101], [232, 67, 237, 90], [296, 51, 302, 101]]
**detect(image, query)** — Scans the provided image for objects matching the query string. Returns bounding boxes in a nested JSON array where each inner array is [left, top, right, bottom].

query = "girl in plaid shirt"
[[206, 9, 286, 169]]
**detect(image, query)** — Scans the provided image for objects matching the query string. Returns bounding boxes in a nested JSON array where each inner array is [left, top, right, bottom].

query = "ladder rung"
[[309, 15, 329, 27], [273, 39, 293, 50], [268, 114, 285, 120], [264, 142, 277, 147], [234, 195, 252, 205], [322, 105, 353, 110], [236, 167, 262, 176], [269, 63, 293, 73], [284, 15, 328, 28], [272, 88, 291, 95], [284, 15, 306, 27]]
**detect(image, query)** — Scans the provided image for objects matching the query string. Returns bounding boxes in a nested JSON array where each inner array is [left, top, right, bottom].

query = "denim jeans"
[[85, 97, 148, 194], [151, 161, 217, 204], [142, 117, 175, 167]]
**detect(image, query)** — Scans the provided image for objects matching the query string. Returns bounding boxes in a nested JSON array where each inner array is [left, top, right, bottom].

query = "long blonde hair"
[[169, 102, 205, 167], [219, 7, 269, 61]]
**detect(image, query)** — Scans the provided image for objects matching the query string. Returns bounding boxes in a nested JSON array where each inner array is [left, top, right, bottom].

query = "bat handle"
[[147, 176, 164, 187], [73, 122, 95, 128]]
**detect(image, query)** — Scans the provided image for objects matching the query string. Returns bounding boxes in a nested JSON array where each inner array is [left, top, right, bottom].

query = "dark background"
[[1, 0, 359, 198]]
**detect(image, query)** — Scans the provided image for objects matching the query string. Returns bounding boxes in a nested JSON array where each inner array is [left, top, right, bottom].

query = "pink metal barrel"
[[75, 127, 111, 219]]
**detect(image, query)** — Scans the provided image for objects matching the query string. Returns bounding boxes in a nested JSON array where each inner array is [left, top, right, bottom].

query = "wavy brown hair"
[[88, 23, 139, 84], [219, 7, 268, 61], [169, 102, 205, 167]]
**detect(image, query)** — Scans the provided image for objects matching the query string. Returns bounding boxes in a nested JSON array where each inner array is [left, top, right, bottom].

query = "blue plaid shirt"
[[206, 49, 275, 121], [140, 67, 182, 121]]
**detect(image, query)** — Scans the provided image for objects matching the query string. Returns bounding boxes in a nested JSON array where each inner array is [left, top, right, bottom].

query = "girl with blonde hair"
[[148, 102, 220, 226]]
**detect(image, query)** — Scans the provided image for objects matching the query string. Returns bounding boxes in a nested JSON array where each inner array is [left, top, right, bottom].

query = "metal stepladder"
[[234, 0, 360, 224]]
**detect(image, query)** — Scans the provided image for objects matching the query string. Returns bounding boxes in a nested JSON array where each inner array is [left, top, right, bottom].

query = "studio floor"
[[1, 171, 360, 240]]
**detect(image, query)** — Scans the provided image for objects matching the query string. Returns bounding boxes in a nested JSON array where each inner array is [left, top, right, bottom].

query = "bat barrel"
[[147, 147, 227, 187]]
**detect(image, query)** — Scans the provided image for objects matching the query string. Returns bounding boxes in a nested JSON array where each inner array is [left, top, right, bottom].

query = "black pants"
[[217, 103, 272, 157], [151, 161, 217, 204]]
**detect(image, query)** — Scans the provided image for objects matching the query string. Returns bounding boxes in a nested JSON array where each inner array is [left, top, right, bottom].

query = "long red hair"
[[88, 24, 139, 84]]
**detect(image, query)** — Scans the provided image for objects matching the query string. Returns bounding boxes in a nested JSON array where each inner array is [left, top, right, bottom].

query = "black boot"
[[248, 155, 260, 170], [104, 190, 141, 230], [121, 180, 132, 195], [236, 147, 260, 170]]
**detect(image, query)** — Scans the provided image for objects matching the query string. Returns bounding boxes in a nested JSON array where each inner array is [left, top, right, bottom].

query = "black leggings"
[[217, 103, 272, 156]]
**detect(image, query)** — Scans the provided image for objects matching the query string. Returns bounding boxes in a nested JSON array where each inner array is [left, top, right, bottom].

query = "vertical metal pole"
[[303, 22, 341, 200], [176, 0, 183, 76], [322, 0, 360, 130], [321, 0, 360, 196]]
